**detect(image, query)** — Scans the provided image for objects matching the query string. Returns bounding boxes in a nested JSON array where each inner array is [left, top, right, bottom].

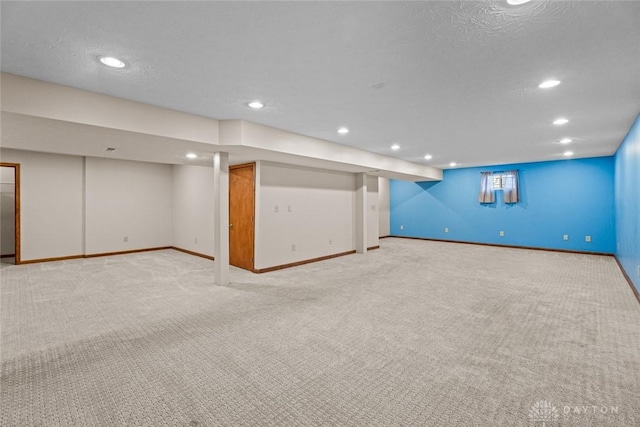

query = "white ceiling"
[[1, 1, 639, 169]]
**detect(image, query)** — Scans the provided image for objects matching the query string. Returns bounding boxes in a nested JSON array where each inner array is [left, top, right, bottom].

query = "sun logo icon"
[[529, 400, 559, 426]]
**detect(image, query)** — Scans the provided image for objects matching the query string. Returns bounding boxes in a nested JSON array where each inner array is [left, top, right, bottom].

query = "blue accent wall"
[[390, 157, 616, 254], [615, 114, 640, 292]]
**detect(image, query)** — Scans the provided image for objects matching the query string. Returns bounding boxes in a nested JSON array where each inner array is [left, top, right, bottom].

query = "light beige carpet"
[[1, 238, 639, 426]]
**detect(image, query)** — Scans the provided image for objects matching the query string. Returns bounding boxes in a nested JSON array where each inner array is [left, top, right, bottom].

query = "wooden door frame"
[[229, 162, 256, 271], [0, 162, 21, 265]]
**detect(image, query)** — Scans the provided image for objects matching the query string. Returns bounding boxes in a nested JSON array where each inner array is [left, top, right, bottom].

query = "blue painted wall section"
[[390, 157, 616, 254], [614, 114, 640, 293]]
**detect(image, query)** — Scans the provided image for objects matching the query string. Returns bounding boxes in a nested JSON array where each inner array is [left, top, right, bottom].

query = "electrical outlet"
[[371, 204, 376, 211], [329, 239, 332, 245], [195, 237, 198, 244], [123, 236, 128, 242], [288, 205, 292, 212], [563, 234, 569, 241], [274, 205, 279, 213], [291, 244, 296, 252], [444, 227, 449, 233], [499, 231, 505, 237], [585, 236, 591, 243], [400, 225, 404, 230]]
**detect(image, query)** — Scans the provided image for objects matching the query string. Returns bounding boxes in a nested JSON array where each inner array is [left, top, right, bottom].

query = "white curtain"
[[503, 170, 519, 203], [478, 172, 495, 203]]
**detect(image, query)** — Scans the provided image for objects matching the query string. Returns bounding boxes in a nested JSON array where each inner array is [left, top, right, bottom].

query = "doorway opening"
[[0, 163, 20, 265], [229, 163, 255, 271]]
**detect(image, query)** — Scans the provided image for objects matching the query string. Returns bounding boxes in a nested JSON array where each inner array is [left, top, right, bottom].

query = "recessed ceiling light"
[[563, 151, 574, 157], [391, 144, 400, 151], [186, 153, 198, 159], [247, 101, 265, 109], [539, 80, 561, 89], [337, 127, 349, 134], [553, 118, 569, 125], [507, 0, 532, 5], [449, 162, 457, 167], [559, 138, 573, 144], [99, 56, 126, 68], [424, 154, 433, 160]]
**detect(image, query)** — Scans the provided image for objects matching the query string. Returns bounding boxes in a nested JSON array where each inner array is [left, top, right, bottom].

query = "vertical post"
[[213, 152, 230, 285], [355, 172, 367, 254]]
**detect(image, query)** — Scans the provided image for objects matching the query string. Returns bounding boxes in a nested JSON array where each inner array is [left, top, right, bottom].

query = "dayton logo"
[[529, 400, 559, 426]]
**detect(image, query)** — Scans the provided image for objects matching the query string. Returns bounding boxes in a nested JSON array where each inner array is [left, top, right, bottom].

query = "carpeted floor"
[[1, 238, 639, 426]]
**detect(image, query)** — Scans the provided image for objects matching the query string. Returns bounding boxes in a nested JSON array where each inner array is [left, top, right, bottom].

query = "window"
[[492, 172, 516, 190], [479, 170, 519, 204]]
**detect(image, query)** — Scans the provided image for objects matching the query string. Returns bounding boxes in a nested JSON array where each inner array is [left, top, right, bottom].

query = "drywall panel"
[[256, 163, 356, 269], [615, 114, 640, 292], [2, 73, 219, 144], [0, 166, 16, 255], [391, 157, 616, 253], [378, 177, 390, 237], [220, 120, 443, 181], [172, 164, 215, 257], [367, 175, 380, 248], [0, 149, 84, 260], [85, 157, 172, 254]]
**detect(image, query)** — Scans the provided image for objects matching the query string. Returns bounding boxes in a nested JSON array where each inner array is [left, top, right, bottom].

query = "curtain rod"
[[480, 170, 518, 174]]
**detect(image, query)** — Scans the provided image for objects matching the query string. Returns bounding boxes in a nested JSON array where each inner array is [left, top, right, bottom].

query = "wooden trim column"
[[213, 152, 230, 285], [0, 162, 20, 264], [355, 172, 367, 254]]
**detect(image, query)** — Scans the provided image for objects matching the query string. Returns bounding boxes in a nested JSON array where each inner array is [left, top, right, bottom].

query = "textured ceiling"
[[1, 1, 639, 168]]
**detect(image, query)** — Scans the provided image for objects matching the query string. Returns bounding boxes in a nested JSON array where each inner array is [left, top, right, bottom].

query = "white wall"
[[256, 162, 381, 270], [1, 147, 383, 267], [172, 164, 215, 257], [256, 162, 356, 269], [378, 177, 391, 237], [1, 166, 16, 255], [367, 176, 380, 248], [0, 149, 84, 260], [85, 157, 172, 254]]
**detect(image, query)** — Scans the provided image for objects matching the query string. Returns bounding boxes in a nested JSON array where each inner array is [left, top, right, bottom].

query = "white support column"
[[355, 172, 367, 254], [213, 152, 230, 285]]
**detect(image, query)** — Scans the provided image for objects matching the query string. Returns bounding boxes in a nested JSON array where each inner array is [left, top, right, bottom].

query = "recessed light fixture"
[[391, 144, 400, 151], [539, 80, 561, 89], [449, 162, 457, 167], [563, 151, 574, 157], [247, 101, 265, 109], [99, 56, 126, 68], [186, 153, 198, 159], [424, 154, 433, 160], [337, 127, 349, 134], [507, 0, 532, 5], [559, 138, 573, 144], [553, 118, 569, 125]]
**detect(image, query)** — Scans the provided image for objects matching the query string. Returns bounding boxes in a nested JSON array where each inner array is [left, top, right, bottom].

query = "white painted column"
[[355, 172, 367, 254], [213, 152, 230, 285]]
